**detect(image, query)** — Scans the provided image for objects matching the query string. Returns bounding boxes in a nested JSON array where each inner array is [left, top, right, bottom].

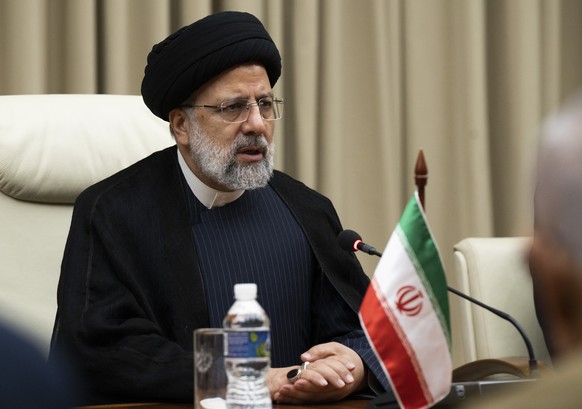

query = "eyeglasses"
[[181, 97, 284, 123]]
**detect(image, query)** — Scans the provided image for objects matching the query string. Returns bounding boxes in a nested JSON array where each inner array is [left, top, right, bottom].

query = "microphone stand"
[[446, 286, 538, 377]]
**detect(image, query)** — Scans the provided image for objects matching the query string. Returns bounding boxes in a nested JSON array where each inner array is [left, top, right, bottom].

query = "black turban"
[[141, 11, 282, 121]]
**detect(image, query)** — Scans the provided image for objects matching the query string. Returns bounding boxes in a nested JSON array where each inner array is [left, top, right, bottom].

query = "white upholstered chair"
[[449, 237, 552, 380], [0, 94, 173, 356]]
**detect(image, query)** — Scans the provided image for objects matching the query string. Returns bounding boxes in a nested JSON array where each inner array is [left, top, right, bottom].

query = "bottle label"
[[225, 330, 270, 358]]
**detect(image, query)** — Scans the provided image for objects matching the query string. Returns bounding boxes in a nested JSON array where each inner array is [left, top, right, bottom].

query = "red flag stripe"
[[360, 281, 432, 409]]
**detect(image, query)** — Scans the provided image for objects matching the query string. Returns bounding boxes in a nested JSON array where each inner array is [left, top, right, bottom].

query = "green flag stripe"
[[398, 195, 451, 342]]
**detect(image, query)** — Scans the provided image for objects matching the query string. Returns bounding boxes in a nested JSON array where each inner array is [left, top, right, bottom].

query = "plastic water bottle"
[[223, 283, 271, 409]]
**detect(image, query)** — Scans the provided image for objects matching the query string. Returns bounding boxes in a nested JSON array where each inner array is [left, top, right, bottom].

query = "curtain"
[[2, 0, 582, 277]]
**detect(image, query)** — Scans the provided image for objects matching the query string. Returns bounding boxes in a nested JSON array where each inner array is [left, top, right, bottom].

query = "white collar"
[[177, 149, 244, 209]]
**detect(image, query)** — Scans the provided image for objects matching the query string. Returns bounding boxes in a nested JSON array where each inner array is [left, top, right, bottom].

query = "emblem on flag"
[[395, 285, 424, 317]]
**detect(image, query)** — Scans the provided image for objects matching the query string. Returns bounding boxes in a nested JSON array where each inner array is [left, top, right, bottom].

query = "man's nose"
[[241, 103, 267, 133]]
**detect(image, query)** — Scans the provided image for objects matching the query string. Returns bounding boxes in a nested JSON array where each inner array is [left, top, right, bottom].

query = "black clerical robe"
[[50, 146, 378, 404]]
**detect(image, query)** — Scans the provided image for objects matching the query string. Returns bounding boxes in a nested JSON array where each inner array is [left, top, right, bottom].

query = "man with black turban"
[[50, 11, 389, 405]]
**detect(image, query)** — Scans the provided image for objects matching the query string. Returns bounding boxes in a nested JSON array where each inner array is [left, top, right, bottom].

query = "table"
[[78, 399, 368, 409]]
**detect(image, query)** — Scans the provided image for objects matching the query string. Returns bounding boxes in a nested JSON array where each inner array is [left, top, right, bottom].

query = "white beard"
[[187, 116, 274, 191]]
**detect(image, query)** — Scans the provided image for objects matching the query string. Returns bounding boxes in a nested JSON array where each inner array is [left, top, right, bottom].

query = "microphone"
[[338, 229, 383, 257], [338, 229, 539, 378]]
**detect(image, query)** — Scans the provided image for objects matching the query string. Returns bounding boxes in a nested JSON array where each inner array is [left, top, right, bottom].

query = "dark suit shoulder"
[[75, 146, 177, 207], [270, 170, 334, 208]]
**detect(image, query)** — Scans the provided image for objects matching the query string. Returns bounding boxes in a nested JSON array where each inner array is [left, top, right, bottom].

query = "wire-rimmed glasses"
[[181, 97, 284, 123]]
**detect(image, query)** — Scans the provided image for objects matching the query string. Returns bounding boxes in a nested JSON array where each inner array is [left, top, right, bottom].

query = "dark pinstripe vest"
[[185, 184, 315, 366]]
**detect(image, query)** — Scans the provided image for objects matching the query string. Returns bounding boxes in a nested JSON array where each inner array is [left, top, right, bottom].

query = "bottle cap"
[[234, 283, 257, 300]]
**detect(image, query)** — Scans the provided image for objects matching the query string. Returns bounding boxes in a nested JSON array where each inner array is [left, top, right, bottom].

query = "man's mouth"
[[236, 146, 265, 161]]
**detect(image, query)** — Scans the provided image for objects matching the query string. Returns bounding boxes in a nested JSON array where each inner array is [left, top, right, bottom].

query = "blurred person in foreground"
[[470, 90, 582, 408], [49, 10, 389, 405], [0, 322, 78, 408]]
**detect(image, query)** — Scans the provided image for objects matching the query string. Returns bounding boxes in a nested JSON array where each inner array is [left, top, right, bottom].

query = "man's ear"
[[169, 108, 190, 146]]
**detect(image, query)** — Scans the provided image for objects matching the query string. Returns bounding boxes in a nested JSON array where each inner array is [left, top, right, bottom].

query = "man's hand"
[[272, 342, 367, 404]]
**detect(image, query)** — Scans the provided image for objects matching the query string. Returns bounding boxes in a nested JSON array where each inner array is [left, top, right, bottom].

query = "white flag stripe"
[[375, 230, 452, 400]]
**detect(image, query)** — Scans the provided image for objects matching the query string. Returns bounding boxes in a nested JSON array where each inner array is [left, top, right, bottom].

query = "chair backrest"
[[449, 237, 552, 368], [0, 94, 173, 356]]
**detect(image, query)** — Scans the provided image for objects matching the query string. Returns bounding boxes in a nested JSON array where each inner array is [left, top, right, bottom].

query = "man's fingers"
[[303, 359, 355, 387], [301, 341, 342, 361], [295, 366, 329, 387]]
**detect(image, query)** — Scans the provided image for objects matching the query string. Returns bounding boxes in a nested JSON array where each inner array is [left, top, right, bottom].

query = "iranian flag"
[[359, 193, 452, 409]]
